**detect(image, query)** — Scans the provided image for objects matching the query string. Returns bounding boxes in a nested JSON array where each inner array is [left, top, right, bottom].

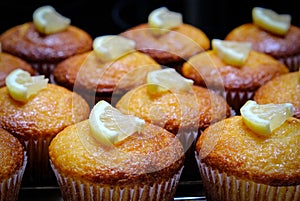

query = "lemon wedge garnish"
[[93, 35, 136, 62], [33, 5, 71, 35], [212, 39, 252, 67], [148, 7, 183, 35], [252, 7, 291, 36], [5, 69, 49, 102], [147, 68, 194, 95], [240, 100, 294, 136], [89, 100, 145, 146]]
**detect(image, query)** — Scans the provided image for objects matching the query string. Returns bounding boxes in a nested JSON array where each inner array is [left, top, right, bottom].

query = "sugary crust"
[[0, 84, 90, 138], [120, 23, 210, 64], [254, 72, 300, 119], [225, 23, 300, 58], [0, 22, 92, 62], [196, 116, 300, 186], [53, 51, 161, 93], [49, 120, 185, 185], [0, 52, 35, 87], [116, 85, 231, 133], [0, 128, 24, 180], [182, 50, 289, 91]]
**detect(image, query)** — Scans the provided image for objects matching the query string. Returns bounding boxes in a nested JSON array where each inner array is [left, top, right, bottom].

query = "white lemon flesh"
[[93, 35, 136, 62], [212, 39, 252, 67], [33, 5, 71, 34], [240, 100, 294, 136], [89, 100, 145, 146], [148, 7, 182, 35], [147, 68, 194, 95], [5, 69, 49, 102], [252, 7, 291, 36]]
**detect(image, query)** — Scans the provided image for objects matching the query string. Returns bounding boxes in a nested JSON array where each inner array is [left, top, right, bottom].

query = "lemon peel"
[[33, 5, 71, 34], [252, 7, 291, 36], [147, 68, 194, 95], [5, 69, 49, 102], [89, 100, 145, 146], [240, 100, 294, 136], [212, 39, 252, 67], [148, 7, 182, 35], [93, 35, 136, 62]]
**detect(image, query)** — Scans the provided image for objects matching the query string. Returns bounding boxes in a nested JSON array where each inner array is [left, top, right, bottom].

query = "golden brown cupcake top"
[[120, 23, 210, 64], [182, 50, 289, 91], [116, 85, 231, 134], [0, 84, 90, 138], [196, 116, 300, 186], [53, 51, 161, 93], [0, 52, 35, 87], [225, 23, 300, 58], [0, 128, 24, 180], [49, 120, 184, 185], [0, 22, 92, 62], [254, 72, 300, 119]]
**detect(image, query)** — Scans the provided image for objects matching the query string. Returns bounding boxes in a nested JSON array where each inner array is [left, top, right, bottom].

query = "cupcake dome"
[[53, 50, 161, 107], [196, 115, 300, 201], [0, 51, 36, 87], [0, 83, 90, 186], [116, 85, 231, 137], [49, 120, 185, 201], [254, 71, 300, 119], [181, 50, 289, 113], [0, 128, 27, 201], [120, 23, 210, 66], [225, 8, 300, 72], [0, 16, 92, 78], [119, 7, 210, 73]]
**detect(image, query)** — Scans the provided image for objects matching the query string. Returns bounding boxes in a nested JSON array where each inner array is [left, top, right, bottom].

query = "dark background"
[[1, 0, 300, 40]]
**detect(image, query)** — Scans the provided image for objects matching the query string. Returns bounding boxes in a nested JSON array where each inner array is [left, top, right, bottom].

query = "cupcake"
[[225, 7, 300, 72], [49, 100, 185, 201], [120, 7, 210, 73], [195, 104, 300, 201], [53, 35, 161, 107], [0, 128, 27, 201], [181, 39, 289, 114], [115, 68, 232, 181], [0, 47, 36, 87], [0, 69, 90, 186], [0, 5, 93, 78], [254, 71, 300, 119]]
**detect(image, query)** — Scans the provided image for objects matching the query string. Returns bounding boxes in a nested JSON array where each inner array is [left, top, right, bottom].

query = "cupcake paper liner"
[[217, 90, 254, 115], [176, 130, 198, 153], [177, 130, 201, 181], [49, 73, 58, 85], [30, 62, 57, 80], [51, 162, 183, 201], [21, 137, 57, 186], [278, 54, 300, 72], [0, 153, 27, 201], [195, 152, 300, 201]]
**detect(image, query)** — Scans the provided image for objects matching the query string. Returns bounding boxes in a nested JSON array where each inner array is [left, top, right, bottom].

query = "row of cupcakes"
[[0, 5, 299, 112], [1, 5, 299, 74]]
